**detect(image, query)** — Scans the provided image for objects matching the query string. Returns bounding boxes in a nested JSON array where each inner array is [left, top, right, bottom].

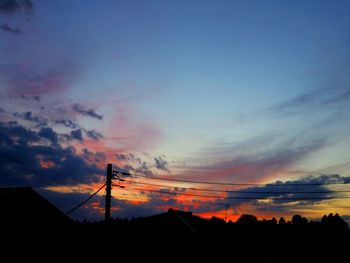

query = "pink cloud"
[[0, 62, 78, 96], [104, 104, 162, 153], [153, 137, 327, 186]]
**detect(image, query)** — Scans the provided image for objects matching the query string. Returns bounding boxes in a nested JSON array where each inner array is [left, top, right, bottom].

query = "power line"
[[130, 172, 350, 186], [65, 183, 106, 215], [124, 180, 350, 194], [124, 185, 350, 200]]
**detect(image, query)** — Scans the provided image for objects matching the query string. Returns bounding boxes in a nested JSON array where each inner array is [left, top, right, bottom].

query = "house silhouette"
[[0, 187, 71, 225], [133, 208, 212, 233]]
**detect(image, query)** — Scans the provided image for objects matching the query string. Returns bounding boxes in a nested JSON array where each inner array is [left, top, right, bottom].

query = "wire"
[[124, 180, 350, 194], [65, 183, 106, 215], [130, 172, 350, 187], [124, 185, 350, 200]]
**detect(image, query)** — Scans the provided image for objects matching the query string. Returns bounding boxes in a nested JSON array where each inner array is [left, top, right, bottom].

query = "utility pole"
[[105, 163, 112, 222], [224, 203, 230, 222]]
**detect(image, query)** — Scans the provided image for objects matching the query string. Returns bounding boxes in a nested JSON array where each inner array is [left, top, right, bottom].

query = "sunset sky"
[[1, 0, 350, 223]]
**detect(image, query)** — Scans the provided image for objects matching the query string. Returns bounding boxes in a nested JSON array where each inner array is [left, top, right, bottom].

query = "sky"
[[1, 0, 350, 223]]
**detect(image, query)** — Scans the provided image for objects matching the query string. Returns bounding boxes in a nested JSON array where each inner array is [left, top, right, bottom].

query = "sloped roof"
[[137, 208, 209, 233], [0, 187, 72, 224]]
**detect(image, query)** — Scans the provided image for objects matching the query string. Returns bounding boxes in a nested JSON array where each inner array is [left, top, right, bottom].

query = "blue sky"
[[1, 0, 350, 221]]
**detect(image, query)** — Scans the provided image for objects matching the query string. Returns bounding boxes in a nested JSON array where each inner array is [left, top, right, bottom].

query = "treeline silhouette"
[[76, 209, 349, 234], [2, 210, 349, 262]]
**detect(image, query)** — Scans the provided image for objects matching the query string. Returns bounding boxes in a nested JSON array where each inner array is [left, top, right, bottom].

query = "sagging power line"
[[65, 164, 350, 220], [124, 185, 350, 201], [124, 180, 350, 194], [130, 171, 350, 187], [65, 183, 106, 215]]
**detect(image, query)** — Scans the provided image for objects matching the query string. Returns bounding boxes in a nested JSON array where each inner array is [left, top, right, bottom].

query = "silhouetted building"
[[135, 208, 209, 233], [0, 187, 71, 225]]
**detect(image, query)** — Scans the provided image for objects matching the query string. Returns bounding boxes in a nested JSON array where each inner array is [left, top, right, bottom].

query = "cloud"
[[154, 156, 169, 172], [55, 119, 78, 129], [72, 103, 103, 120], [39, 173, 350, 221], [70, 129, 83, 142], [0, 121, 103, 187], [271, 87, 350, 116], [81, 148, 106, 163], [270, 61, 350, 117], [38, 127, 58, 145], [105, 188, 228, 220], [13, 111, 48, 126], [0, 63, 78, 96], [86, 130, 103, 140], [123, 162, 154, 177], [106, 105, 161, 151], [0, 94, 40, 102], [0, 23, 21, 34], [0, 0, 33, 14], [115, 153, 141, 163], [183, 135, 327, 184], [0, 0, 33, 34], [115, 153, 127, 161], [114, 153, 172, 176], [235, 174, 349, 201], [225, 174, 350, 215]]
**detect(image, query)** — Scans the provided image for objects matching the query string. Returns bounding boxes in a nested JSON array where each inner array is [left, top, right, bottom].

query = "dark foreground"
[[2, 212, 349, 262]]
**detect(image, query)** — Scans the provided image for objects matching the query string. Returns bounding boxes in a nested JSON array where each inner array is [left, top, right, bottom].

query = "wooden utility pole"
[[105, 163, 112, 222]]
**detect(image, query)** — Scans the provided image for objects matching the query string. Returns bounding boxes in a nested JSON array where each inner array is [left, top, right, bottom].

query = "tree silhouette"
[[236, 214, 258, 224], [278, 217, 286, 224], [321, 213, 348, 230]]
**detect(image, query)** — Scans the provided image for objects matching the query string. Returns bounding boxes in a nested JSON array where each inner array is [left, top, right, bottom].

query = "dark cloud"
[[38, 127, 58, 145], [0, 23, 21, 34], [115, 153, 141, 164], [115, 153, 155, 176], [0, 121, 103, 187], [123, 162, 154, 177], [115, 153, 171, 175], [115, 153, 165, 177], [154, 156, 169, 172], [20, 94, 40, 101], [72, 103, 103, 120], [0, 0, 20, 13], [82, 148, 106, 163], [70, 129, 83, 142], [227, 174, 350, 210], [0, 0, 33, 14], [86, 130, 103, 140], [0, 94, 40, 102], [270, 75, 350, 116], [134, 162, 154, 176], [55, 119, 78, 129], [115, 153, 127, 161], [0, 0, 33, 34], [13, 111, 47, 126]]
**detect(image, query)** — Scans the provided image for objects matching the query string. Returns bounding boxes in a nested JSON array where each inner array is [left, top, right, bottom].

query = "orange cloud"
[[39, 159, 55, 169]]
